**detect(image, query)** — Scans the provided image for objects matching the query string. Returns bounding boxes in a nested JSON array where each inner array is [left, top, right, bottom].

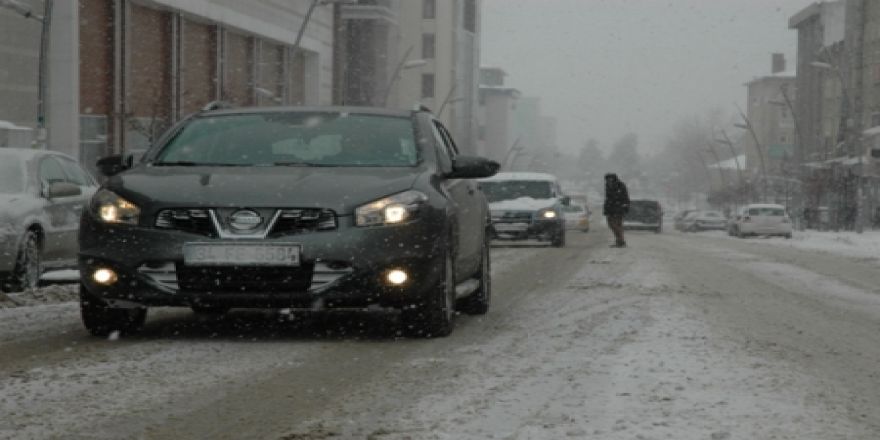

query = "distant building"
[[789, 0, 846, 162], [394, 0, 481, 153], [476, 66, 519, 163], [744, 54, 796, 177], [332, 1, 401, 107]]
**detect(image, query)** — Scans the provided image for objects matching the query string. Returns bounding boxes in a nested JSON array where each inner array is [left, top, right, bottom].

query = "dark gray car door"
[[432, 121, 482, 278]]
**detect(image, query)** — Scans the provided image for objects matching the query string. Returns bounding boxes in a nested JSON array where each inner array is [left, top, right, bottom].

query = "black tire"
[[458, 235, 491, 315], [551, 226, 566, 247], [80, 284, 147, 337], [2, 230, 41, 293], [401, 251, 456, 338]]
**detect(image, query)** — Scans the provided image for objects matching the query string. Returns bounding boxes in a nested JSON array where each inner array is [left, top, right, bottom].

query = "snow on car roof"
[[0, 147, 71, 161], [479, 172, 558, 182]]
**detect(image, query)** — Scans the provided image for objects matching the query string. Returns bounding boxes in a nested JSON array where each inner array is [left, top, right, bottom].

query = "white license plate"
[[183, 243, 301, 266], [494, 223, 529, 232]]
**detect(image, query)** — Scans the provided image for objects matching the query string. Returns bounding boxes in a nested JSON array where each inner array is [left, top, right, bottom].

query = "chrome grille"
[[154, 208, 337, 237], [270, 209, 337, 236], [155, 209, 215, 236]]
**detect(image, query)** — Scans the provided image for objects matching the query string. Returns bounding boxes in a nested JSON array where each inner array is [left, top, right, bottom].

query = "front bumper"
[[78, 214, 447, 309], [490, 219, 562, 241], [623, 221, 660, 230]]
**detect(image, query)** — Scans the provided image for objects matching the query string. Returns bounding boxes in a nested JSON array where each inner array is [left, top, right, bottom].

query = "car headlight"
[[91, 189, 140, 225], [355, 190, 428, 227], [538, 209, 557, 219]]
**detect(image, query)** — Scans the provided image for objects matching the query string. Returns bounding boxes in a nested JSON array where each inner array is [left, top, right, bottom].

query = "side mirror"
[[45, 181, 82, 199], [96, 155, 131, 177], [447, 155, 500, 179], [561, 196, 571, 206]]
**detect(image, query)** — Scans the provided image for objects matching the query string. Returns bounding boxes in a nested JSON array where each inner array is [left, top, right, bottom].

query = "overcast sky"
[[481, 0, 816, 155]]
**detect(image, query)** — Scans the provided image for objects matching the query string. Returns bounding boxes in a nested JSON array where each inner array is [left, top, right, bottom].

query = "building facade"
[[789, 1, 846, 162], [476, 66, 519, 163], [394, 0, 481, 154], [78, 0, 335, 172], [332, 0, 400, 107]]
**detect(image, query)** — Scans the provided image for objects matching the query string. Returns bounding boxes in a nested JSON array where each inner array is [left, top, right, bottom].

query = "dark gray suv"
[[79, 107, 499, 337]]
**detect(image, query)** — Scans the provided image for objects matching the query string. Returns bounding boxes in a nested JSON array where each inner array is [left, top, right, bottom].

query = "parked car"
[[479, 172, 568, 247], [563, 201, 590, 232], [680, 210, 727, 232], [673, 209, 697, 231], [623, 199, 662, 233], [0, 148, 98, 292], [78, 106, 499, 338], [728, 204, 792, 238]]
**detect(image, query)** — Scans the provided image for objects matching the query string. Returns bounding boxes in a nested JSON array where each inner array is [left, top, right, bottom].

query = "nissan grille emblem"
[[229, 210, 262, 231]]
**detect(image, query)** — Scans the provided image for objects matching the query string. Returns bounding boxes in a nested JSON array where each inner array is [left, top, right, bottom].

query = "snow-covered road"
[[2, 226, 880, 439]]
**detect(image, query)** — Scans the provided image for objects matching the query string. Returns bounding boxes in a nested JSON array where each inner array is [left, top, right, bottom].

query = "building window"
[[422, 33, 435, 59], [423, 0, 435, 19], [463, 0, 476, 32], [422, 73, 435, 98]]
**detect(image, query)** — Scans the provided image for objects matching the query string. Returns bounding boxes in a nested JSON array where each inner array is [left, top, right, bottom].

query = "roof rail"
[[200, 100, 235, 112], [412, 103, 433, 113]]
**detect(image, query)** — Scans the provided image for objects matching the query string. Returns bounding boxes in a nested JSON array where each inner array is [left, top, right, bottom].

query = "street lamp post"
[[1, 0, 50, 148], [380, 46, 427, 107]]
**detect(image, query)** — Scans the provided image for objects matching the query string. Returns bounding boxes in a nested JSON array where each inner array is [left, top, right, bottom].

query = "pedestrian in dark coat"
[[603, 173, 630, 247]]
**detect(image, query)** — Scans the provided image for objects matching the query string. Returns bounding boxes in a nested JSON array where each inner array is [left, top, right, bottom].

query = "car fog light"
[[93, 268, 118, 285], [386, 269, 408, 286]]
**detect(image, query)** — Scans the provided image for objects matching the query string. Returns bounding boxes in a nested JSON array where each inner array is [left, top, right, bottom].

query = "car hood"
[[488, 197, 557, 212], [109, 166, 423, 215]]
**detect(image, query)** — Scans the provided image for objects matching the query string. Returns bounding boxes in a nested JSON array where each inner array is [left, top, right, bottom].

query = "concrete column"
[[47, 0, 80, 159]]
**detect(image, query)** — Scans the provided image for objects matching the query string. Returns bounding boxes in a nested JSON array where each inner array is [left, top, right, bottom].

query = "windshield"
[[480, 181, 553, 202], [749, 207, 786, 216], [155, 113, 418, 167], [0, 154, 25, 194]]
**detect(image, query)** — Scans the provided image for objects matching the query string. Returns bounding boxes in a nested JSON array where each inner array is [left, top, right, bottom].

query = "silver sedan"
[[0, 148, 97, 292]]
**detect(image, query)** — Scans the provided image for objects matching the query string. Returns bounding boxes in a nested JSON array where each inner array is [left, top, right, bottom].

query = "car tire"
[[401, 250, 456, 338], [458, 235, 491, 315], [3, 230, 42, 293], [551, 226, 566, 247], [80, 284, 147, 337]]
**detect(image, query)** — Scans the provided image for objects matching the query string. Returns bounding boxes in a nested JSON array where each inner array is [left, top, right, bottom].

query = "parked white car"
[[563, 202, 590, 232], [680, 210, 727, 232], [728, 204, 793, 238]]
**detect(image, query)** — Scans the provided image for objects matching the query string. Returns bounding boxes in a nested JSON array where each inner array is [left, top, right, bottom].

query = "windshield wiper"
[[153, 161, 249, 167], [271, 161, 341, 167]]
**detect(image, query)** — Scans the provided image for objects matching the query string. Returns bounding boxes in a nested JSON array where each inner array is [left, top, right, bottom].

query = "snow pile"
[[0, 284, 78, 309], [722, 230, 880, 261]]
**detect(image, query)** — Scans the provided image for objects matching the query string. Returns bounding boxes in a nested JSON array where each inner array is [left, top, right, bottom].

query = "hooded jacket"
[[603, 174, 630, 216]]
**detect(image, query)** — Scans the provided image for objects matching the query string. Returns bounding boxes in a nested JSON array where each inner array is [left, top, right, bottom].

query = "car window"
[[480, 180, 553, 201], [38, 156, 68, 188], [564, 205, 585, 213], [59, 157, 96, 187], [749, 207, 785, 216], [156, 113, 418, 167]]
